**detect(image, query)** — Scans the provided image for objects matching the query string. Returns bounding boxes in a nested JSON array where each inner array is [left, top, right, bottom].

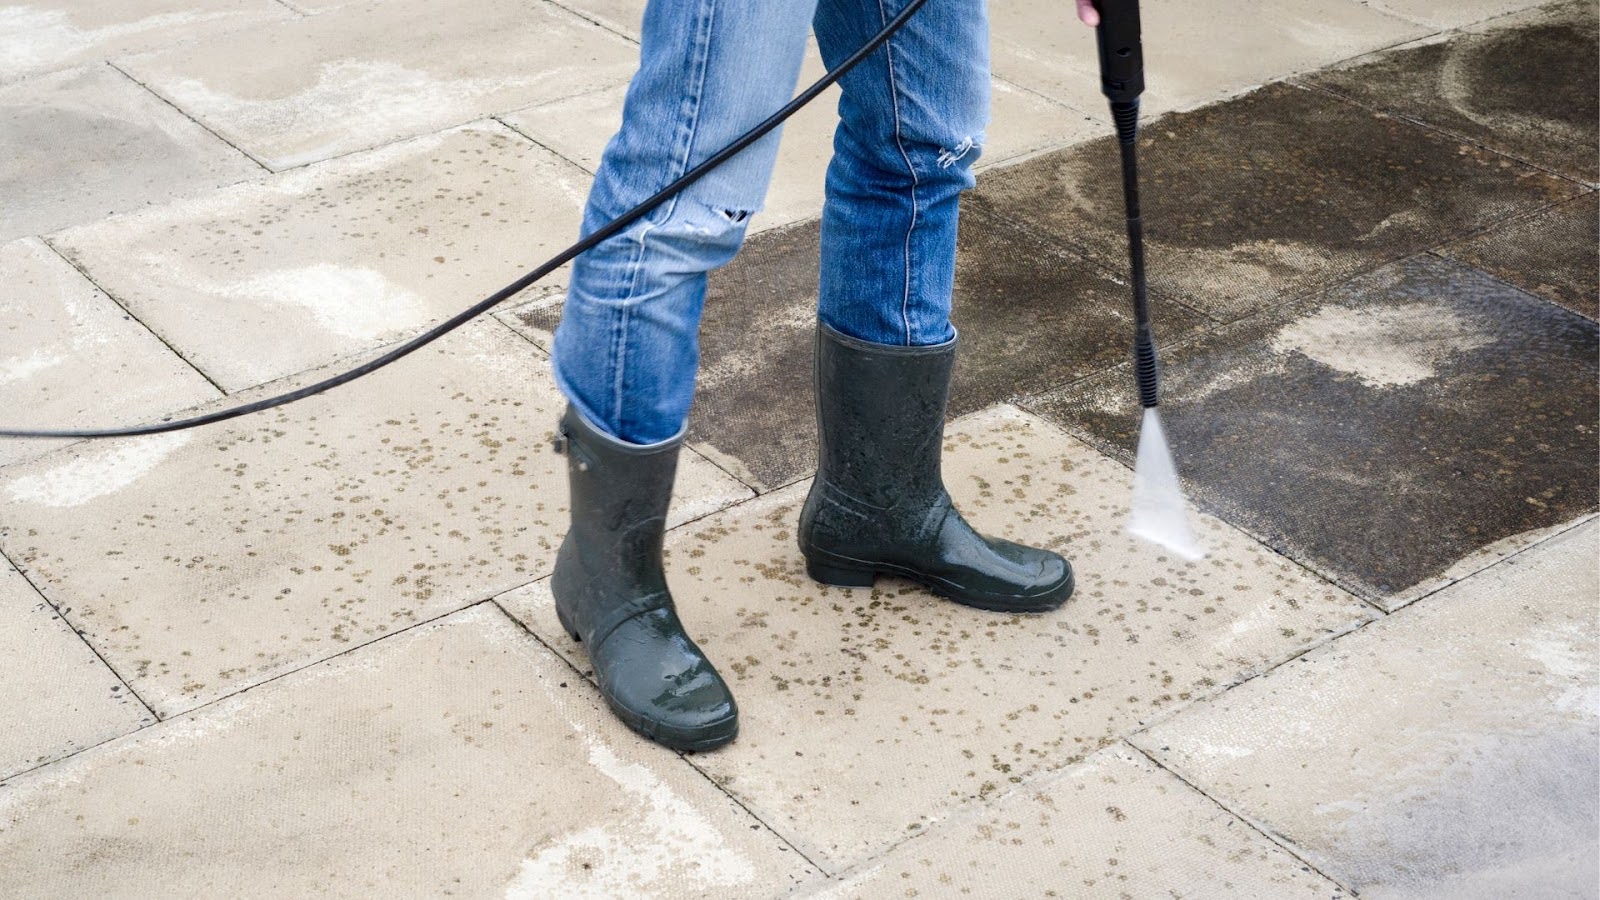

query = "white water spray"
[[1127, 407, 1204, 560]]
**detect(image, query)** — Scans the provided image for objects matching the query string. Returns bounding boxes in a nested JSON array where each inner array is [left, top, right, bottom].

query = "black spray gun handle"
[[1094, 0, 1144, 105]]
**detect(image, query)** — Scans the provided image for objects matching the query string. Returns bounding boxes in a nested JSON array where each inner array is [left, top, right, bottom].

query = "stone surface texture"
[[1439, 191, 1599, 319]]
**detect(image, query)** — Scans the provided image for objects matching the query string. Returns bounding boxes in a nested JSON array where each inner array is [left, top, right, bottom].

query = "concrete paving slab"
[[0, 318, 750, 717], [0, 237, 220, 470], [971, 81, 1582, 323], [0, 63, 262, 242], [1025, 254, 1600, 607], [0, 603, 817, 898], [500, 48, 1102, 237], [499, 404, 1374, 869], [1134, 520, 1600, 899], [794, 744, 1344, 898], [53, 122, 590, 393], [0, 0, 295, 83], [551, 0, 645, 41], [1438, 192, 1599, 320], [118, 0, 639, 170], [503, 206, 1207, 492], [988, 0, 1428, 118], [1303, 0, 1599, 183], [0, 556, 151, 782], [1362, 0, 1554, 29]]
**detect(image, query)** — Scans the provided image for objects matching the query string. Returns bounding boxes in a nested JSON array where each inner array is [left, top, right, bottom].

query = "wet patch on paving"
[[1024, 254, 1599, 607], [1438, 191, 1599, 319], [969, 81, 1582, 323], [1302, 0, 1599, 183]]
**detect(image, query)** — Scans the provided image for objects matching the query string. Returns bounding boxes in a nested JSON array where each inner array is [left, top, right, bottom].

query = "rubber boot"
[[798, 321, 1074, 613], [550, 405, 737, 751]]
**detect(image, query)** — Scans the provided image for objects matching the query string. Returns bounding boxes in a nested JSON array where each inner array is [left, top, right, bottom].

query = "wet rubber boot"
[[798, 321, 1074, 613], [550, 405, 738, 751]]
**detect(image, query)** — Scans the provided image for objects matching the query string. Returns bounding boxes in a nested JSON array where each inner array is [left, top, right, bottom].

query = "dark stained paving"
[[1302, 0, 1599, 183], [1437, 191, 1599, 320], [1023, 254, 1599, 606], [967, 82, 1582, 323]]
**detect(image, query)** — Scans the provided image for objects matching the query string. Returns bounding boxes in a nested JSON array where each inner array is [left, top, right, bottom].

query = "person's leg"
[[800, 0, 1074, 612], [549, 0, 817, 752]]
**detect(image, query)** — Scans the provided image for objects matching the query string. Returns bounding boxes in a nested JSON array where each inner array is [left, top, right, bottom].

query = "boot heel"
[[806, 558, 876, 588]]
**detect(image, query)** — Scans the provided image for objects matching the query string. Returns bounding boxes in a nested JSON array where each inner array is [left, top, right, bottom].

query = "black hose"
[[0, 0, 929, 440]]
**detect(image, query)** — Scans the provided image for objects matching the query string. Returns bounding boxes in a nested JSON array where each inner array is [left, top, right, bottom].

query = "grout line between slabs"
[[105, 60, 273, 173]]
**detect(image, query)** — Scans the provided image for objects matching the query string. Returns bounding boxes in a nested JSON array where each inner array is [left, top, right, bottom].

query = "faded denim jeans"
[[550, 0, 990, 445]]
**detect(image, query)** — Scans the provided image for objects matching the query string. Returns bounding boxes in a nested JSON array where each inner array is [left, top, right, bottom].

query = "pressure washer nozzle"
[[1134, 327, 1160, 409]]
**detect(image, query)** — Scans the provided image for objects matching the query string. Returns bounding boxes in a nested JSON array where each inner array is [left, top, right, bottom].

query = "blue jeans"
[[550, 0, 990, 445]]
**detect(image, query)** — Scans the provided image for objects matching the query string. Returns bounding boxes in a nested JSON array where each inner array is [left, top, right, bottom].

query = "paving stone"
[[53, 122, 591, 393], [0, 64, 261, 242], [498, 404, 1374, 869], [1438, 192, 1599, 320], [0, 318, 750, 717], [794, 744, 1344, 898], [0, 237, 220, 470], [551, 0, 645, 40], [0, 0, 295, 82], [503, 206, 1207, 491], [0, 556, 151, 782], [0, 603, 816, 898], [1363, 0, 1554, 29], [987, 0, 1427, 118], [1303, 1, 1599, 183], [973, 81, 1582, 323], [1134, 520, 1600, 899], [1026, 254, 1600, 607], [501, 48, 1102, 236], [117, 0, 639, 170]]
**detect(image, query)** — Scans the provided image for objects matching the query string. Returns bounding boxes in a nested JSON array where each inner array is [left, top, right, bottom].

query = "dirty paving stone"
[[498, 405, 1373, 870], [0, 556, 151, 783], [1437, 191, 1599, 320], [1302, 0, 1599, 183], [1134, 520, 1600, 899], [794, 744, 1345, 899], [971, 81, 1582, 323], [1025, 254, 1599, 607], [117, 0, 638, 169], [0, 63, 262, 243], [508, 207, 1205, 492], [0, 604, 816, 898], [0, 318, 749, 718]]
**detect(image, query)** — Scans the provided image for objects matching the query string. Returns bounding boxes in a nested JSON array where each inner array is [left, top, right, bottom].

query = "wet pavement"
[[1, 0, 1596, 897]]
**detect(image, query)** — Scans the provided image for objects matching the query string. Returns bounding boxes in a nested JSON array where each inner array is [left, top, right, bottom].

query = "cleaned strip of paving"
[[0, 63, 262, 242], [0, 237, 220, 469], [0, 318, 749, 717], [0, 556, 151, 782], [1028, 254, 1599, 607], [0, 603, 816, 898], [117, 0, 639, 169], [794, 744, 1345, 898], [52, 122, 591, 393], [1364, 0, 1572, 34], [499, 405, 1374, 869], [1134, 519, 1599, 899], [1437, 190, 1599, 319]]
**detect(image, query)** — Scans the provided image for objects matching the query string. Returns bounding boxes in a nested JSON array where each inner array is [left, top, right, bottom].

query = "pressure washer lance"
[[1094, 0, 1204, 559]]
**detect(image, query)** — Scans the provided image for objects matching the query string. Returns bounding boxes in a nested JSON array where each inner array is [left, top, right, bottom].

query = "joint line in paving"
[[104, 61, 274, 174], [539, 0, 641, 46]]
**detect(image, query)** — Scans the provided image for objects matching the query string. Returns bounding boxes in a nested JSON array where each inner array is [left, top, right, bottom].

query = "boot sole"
[[805, 554, 1074, 614]]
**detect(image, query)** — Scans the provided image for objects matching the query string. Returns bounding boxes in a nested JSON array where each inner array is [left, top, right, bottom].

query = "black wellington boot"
[[550, 405, 737, 751], [798, 321, 1074, 613]]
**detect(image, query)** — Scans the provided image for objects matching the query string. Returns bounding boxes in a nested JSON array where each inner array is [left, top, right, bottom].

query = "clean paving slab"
[[971, 80, 1583, 323], [499, 404, 1374, 869], [0, 237, 221, 470], [987, 0, 1428, 118], [0, 556, 151, 783], [1362, 0, 1554, 29], [0, 317, 750, 718], [0, 63, 262, 242], [550, 0, 645, 40], [0, 603, 817, 899], [1134, 519, 1600, 899], [1027, 254, 1599, 608], [118, 0, 639, 169], [1303, 0, 1599, 183], [0, 0, 294, 82], [53, 122, 592, 393], [1437, 192, 1599, 320], [794, 744, 1344, 898]]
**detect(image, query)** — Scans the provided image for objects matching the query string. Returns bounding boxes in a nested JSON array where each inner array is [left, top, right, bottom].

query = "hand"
[[1076, 0, 1100, 26]]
